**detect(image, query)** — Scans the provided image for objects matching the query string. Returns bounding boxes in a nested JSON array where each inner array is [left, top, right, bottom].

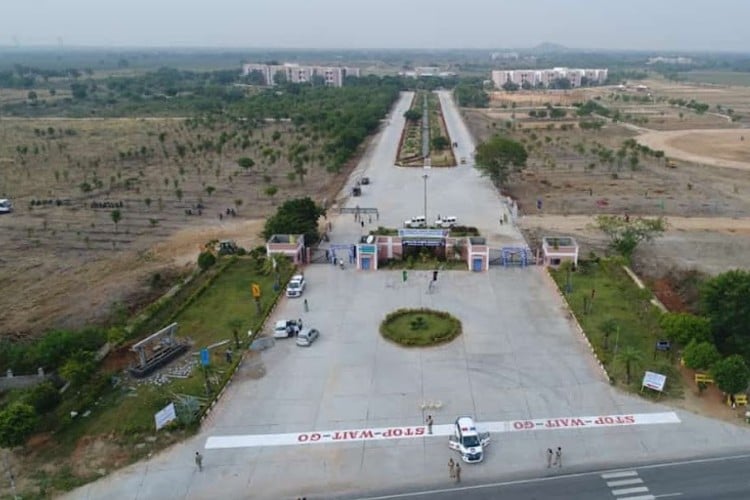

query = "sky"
[[2, 0, 749, 52]]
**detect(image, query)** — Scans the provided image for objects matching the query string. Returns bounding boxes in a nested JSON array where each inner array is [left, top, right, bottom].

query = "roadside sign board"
[[642, 371, 666, 392], [200, 348, 209, 367], [154, 402, 177, 430], [251, 283, 261, 298]]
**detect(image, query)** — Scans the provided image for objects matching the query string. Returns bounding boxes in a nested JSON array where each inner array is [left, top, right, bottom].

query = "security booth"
[[356, 236, 379, 270], [398, 229, 448, 260], [466, 237, 489, 272], [266, 234, 306, 265], [541, 236, 579, 268]]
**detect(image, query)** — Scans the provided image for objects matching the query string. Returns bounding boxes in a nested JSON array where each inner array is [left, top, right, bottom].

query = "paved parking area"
[[66, 92, 750, 500]]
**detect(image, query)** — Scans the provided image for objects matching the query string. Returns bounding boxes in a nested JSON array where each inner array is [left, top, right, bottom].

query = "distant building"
[[491, 67, 608, 89], [241, 63, 360, 87], [647, 56, 693, 65], [399, 66, 456, 78], [490, 51, 520, 61]]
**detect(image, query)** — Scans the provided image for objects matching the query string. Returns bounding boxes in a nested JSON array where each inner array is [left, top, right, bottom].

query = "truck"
[[404, 215, 427, 228], [448, 416, 490, 463]]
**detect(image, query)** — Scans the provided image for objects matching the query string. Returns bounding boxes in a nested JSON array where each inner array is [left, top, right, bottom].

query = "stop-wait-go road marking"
[[205, 411, 679, 449]]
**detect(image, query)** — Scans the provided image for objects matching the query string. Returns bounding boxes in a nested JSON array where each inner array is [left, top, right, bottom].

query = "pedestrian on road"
[[298, 318, 303, 329], [195, 451, 203, 471], [304, 299, 309, 312], [426, 415, 434, 434], [554, 446, 562, 468], [454, 463, 461, 483], [361, 220, 365, 228], [547, 448, 553, 468], [448, 458, 455, 478]]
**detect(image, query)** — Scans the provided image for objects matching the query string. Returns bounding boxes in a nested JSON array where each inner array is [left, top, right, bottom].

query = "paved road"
[[356, 453, 750, 500], [63, 91, 750, 500]]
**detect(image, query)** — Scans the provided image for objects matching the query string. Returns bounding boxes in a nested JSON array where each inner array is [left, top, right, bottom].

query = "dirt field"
[[0, 116, 352, 334], [465, 78, 750, 280]]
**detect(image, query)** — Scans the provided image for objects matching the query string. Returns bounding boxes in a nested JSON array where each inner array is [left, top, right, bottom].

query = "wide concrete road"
[[358, 453, 750, 500], [65, 92, 750, 500]]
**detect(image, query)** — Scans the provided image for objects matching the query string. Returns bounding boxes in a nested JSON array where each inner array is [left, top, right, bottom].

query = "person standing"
[[426, 415, 434, 434], [304, 299, 309, 312], [195, 451, 203, 471], [547, 448, 553, 468], [554, 446, 562, 468], [454, 463, 461, 483], [448, 458, 455, 479]]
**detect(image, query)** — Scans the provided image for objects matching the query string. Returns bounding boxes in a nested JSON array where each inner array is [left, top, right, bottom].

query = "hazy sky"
[[3, 0, 749, 51]]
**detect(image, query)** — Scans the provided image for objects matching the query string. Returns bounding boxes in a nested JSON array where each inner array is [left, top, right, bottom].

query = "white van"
[[435, 216, 458, 228], [448, 416, 490, 463], [404, 216, 426, 228]]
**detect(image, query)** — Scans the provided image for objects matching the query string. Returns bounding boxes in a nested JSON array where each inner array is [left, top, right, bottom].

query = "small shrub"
[[197, 251, 216, 271]]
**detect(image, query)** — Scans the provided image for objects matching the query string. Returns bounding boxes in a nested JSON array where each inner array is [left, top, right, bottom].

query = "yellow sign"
[[251, 283, 261, 298]]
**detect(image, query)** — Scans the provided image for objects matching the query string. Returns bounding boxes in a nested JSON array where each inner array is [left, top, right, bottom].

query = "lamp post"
[[422, 172, 429, 221]]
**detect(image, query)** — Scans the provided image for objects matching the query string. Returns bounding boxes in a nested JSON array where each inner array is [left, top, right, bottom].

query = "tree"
[[712, 355, 750, 395], [682, 340, 721, 371], [265, 185, 278, 203], [658, 313, 712, 345], [110, 209, 122, 231], [599, 318, 619, 351], [197, 250, 216, 271], [237, 157, 255, 170], [474, 135, 528, 186], [70, 82, 87, 99], [431, 135, 449, 150], [246, 69, 266, 86], [403, 109, 421, 122], [227, 318, 244, 349], [615, 346, 643, 384], [501, 81, 519, 91], [60, 351, 96, 386], [262, 197, 325, 245], [0, 402, 38, 448], [701, 270, 750, 357], [205, 186, 216, 197], [27, 90, 37, 101], [594, 215, 666, 259], [272, 70, 287, 85]]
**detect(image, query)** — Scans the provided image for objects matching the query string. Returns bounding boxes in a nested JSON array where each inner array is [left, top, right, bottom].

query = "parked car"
[[404, 215, 427, 228], [0, 199, 12, 214], [273, 319, 302, 338], [460, 157, 467, 165], [296, 328, 320, 347], [286, 274, 306, 298], [435, 216, 458, 228]]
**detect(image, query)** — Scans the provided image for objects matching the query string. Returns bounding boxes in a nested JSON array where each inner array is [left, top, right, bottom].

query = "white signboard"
[[154, 402, 177, 430], [642, 371, 667, 392]]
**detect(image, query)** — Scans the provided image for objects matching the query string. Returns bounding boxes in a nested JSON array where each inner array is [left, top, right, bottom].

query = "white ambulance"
[[448, 416, 490, 463]]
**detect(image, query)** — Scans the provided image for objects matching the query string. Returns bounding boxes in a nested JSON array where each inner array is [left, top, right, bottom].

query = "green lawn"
[[381, 308, 461, 346], [551, 259, 683, 397], [679, 71, 750, 86]]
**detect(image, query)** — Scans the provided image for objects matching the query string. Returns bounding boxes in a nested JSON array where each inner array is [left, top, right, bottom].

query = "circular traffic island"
[[380, 308, 462, 347]]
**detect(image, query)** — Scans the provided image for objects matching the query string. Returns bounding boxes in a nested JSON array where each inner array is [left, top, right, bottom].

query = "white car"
[[434, 216, 458, 228], [295, 328, 320, 347], [273, 319, 302, 338], [286, 274, 306, 298], [0, 199, 12, 214], [448, 416, 490, 463], [404, 216, 426, 228]]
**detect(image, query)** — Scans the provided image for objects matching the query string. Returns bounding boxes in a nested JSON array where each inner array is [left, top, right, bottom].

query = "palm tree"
[[227, 318, 244, 349], [111, 209, 122, 232], [616, 346, 643, 385]]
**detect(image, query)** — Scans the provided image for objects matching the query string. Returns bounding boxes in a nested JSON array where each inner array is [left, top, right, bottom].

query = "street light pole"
[[422, 172, 428, 221]]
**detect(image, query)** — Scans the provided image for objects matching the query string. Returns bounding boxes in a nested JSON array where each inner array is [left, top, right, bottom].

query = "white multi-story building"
[[491, 67, 608, 89], [241, 63, 360, 87]]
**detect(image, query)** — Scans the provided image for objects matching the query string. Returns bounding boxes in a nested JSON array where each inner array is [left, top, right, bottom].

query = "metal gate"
[[488, 248, 503, 266]]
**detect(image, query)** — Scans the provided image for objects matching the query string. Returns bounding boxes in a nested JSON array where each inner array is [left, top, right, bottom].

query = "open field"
[[464, 78, 750, 280], [0, 116, 352, 334], [679, 71, 750, 87]]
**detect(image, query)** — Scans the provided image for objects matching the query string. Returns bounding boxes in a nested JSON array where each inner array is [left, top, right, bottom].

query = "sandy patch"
[[636, 128, 750, 170]]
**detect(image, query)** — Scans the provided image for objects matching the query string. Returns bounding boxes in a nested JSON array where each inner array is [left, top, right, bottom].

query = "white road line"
[[607, 478, 644, 487], [612, 486, 650, 495], [602, 471, 639, 479], [205, 411, 680, 449], [616, 496, 654, 500], [653, 494, 683, 498]]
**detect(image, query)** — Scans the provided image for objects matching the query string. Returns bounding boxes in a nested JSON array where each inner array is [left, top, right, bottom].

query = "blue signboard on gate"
[[200, 348, 210, 366]]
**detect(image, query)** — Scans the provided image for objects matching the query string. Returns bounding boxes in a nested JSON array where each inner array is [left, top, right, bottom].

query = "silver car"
[[295, 328, 320, 347]]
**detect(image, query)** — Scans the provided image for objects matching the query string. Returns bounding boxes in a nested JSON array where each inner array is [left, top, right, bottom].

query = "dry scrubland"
[[466, 79, 750, 280], [0, 117, 348, 334]]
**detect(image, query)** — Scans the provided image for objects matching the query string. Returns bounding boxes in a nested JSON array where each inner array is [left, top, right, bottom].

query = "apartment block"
[[241, 63, 360, 87], [491, 67, 608, 89]]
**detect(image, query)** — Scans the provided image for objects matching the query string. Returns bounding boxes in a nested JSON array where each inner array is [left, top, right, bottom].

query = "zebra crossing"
[[601, 470, 654, 500]]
